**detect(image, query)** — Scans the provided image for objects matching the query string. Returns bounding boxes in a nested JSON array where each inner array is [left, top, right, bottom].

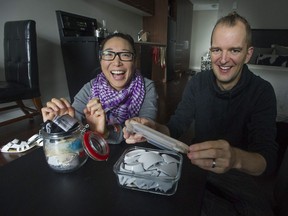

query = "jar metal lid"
[[83, 131, 110, 161]]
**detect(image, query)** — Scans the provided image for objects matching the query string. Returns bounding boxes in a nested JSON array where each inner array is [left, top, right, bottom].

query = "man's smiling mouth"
[[219, 66, 231, 70]]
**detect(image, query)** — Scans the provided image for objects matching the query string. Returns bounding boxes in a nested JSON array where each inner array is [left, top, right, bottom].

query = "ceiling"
[[189, 0, 219, 10], [190, 0, 219, 4]]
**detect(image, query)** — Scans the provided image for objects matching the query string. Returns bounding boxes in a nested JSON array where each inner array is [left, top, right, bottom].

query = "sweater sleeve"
[[248, 81, 278, 175], [167, 77, 196, 139], [138, 78, 158, 120], [72, 80, 93, 122]]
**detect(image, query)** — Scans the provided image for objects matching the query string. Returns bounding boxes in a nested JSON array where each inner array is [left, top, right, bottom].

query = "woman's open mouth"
[[111, 70, 126, 80]]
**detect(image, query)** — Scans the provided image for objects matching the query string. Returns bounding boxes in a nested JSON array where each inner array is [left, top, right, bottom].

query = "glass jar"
[[41, 124, 110, 173], [41, 124, 88, 173]]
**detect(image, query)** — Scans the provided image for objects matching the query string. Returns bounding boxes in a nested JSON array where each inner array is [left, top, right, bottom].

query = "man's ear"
[[245, 47, 254, 63]]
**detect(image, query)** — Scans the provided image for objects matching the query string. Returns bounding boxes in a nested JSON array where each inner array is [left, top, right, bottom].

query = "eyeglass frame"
[[99, 50, 135, 62]]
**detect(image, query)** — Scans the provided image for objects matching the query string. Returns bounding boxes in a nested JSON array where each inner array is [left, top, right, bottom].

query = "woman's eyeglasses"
[[100, 51, 134, 61]]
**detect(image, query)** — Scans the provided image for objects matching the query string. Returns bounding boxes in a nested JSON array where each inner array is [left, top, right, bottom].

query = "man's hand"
[[187, 139, 266, 176], [187, 140, 236, 174]]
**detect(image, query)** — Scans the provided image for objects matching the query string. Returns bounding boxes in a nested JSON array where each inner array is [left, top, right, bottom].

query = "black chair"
[[0, 20, 42, 127]]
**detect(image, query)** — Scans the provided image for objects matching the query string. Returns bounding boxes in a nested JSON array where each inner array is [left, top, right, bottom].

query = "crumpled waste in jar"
[[41, 115, 87, 172]]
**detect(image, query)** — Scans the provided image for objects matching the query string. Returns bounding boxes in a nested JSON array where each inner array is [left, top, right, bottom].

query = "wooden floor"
[[0, 73, 192, 165]]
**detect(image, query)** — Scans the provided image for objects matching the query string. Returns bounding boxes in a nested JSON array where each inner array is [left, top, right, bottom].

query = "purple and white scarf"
[[90, 71, 145, 125]]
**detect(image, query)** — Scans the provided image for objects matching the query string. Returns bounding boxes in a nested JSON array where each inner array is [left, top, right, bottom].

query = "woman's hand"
[[41, 98, 75, 122], [123, 117, 156, 144], [84, 98, 107, 135]]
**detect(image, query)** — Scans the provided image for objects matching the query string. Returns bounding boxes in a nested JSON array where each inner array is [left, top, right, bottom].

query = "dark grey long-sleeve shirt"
[[167, 64, 278, 175]]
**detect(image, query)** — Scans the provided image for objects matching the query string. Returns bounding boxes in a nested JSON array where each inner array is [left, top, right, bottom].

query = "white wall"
[[219, 0, 288, 29], [248, 64, 288, 122], [189, 10, 218, 71], [190, 0, 288, 71], [0, 0, 142, 104]]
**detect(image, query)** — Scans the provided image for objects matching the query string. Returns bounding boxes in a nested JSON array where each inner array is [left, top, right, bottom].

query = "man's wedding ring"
[[212, 158, 216, 168]]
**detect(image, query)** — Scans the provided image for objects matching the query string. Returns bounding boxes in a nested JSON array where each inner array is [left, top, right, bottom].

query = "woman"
[[41, 33, 158, 144]]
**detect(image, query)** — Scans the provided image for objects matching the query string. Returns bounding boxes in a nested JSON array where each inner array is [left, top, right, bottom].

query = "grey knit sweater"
[[72, 77, 158, 144]]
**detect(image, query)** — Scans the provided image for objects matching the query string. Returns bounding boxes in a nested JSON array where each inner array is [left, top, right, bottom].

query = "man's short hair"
[[211, 12, 252, 48]]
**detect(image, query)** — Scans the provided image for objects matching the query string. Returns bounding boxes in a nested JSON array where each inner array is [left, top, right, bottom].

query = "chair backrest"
[[4, 20, 39, 93]]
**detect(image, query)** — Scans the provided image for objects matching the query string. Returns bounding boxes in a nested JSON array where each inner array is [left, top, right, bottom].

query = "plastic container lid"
[[126, 121, 189, 154]]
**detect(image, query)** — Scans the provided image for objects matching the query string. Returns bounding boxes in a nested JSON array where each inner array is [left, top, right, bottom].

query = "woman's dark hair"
[[99, 32, 136, 56]]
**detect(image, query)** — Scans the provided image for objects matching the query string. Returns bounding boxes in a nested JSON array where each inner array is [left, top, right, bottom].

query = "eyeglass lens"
[[101, 51, 134, 61]]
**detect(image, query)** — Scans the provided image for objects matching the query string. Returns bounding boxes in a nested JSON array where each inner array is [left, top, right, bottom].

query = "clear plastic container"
[[113, 146, 183, 196]]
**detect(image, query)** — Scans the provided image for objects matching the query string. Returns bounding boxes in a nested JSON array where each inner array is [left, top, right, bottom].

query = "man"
[[123, 12, 278, 215]]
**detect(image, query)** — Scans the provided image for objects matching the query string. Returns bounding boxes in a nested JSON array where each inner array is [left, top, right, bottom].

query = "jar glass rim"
[[40, 124, 81, 138]]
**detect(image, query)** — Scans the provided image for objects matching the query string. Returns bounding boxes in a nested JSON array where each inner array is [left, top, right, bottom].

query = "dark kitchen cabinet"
[[119, 0, 155, 15], [135, 43, 152, 79], [175, 0, 193, 73], [135, 42, 167, 82], [143, 0, 193, 81]]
